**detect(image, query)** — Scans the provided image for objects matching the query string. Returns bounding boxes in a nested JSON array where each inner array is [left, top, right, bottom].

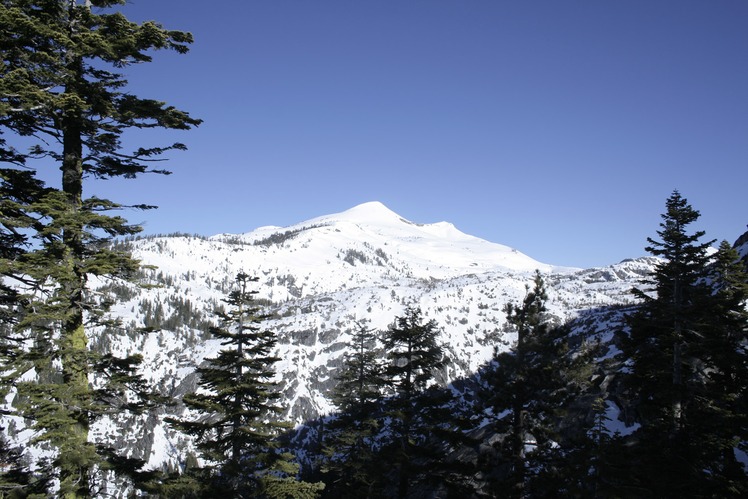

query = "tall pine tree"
[[168, 272, 323, 498], [323, 320, 386, 497], [621, 191, 748, 496], [695, 240, 748, 495], [380, 306, 453, 499], [481, 271, 589, 497], [0, 1, 200, 496], [331, 321, 385, 416]]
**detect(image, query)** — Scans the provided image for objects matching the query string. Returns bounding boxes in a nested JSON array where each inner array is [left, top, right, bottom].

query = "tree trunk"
[[58, 40, 91, 498]]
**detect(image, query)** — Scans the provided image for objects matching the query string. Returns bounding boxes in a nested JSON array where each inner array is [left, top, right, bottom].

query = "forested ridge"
[[288, 205, 748, 498], [2, 2, 747, 498]]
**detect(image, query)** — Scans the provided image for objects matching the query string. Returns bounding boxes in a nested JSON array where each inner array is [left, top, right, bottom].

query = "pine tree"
[[638, 190, 715, 430], [263, 454, 325, 499], [380, 306, 450, 499], [323, 321, 386, 497], [168, 273, 322, 497], [0, 1, 200, 496], [331, 321, 385, 416], [565, 396, 634, 499], [621, 191, 748, 496], [695, 240, 748, 495], [482, 271, 580, 497]]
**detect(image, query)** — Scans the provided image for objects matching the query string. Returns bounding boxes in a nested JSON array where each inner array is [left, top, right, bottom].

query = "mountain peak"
[[332, 201, 404, 224], [278, 201, 560, 275]]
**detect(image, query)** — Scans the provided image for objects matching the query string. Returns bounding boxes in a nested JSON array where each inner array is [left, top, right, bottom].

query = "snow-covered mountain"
[[83, 202, 657, 469]]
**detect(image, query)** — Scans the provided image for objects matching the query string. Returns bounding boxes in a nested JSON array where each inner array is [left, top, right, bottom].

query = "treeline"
[[289, 194, 748, 498], [154, 191, 748, 498]]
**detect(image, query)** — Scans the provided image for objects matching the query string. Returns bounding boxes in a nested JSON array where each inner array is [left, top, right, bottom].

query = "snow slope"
[[4, 201, 659, 473]]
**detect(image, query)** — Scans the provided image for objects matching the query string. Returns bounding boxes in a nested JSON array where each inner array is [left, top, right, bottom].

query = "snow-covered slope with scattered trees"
[[73, 201, 663, 470]]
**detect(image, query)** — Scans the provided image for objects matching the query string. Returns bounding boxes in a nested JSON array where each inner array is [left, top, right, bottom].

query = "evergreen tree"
[[0, 1, 200, 496], [482, 271, 581, 497], [0, 168, 43, 376], [638, 191, 715, 430], [0, 431, 50, 498], [330, 321, 385, 416], [0, 169, 43, 321], [696, 240, 748, 495], [380, 306, 452, 499], [621, 191, 713, 496], [564, 396, 634, 498], [262, 454, 325, 499], [621, 191, 748, 496], [0, 172, 33, 496], [384, 308, 445, 399], [587, 397, 614, 498], [323, 321, 386, 497], [168, 273, 322, 498]]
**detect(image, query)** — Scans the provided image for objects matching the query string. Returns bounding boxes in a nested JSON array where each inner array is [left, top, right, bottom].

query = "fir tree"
[[637, 190, 715, 431], [330, 321, 385, 416], [323, 321, 386, 497], [621, 191, 714, 496], [380, 306, 453, 499], [0, 169, 43, 318], [565, 396, 633, 498], [262, 454, 325, 499], [0, 168, 43, 370], [168, 273, 323, 498], [621, 191, 748, 496], [695, 240, 748, 495], [0, 431, 50, 498], [0, 1, 200, 496], [482, 271, 581, 497]]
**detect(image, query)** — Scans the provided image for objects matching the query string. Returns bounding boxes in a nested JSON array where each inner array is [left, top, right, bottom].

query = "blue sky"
[[88, 0, 746, 268]]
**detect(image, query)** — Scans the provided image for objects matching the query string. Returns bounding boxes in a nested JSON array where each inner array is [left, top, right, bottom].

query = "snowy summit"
[[237, 201, 566, 280]]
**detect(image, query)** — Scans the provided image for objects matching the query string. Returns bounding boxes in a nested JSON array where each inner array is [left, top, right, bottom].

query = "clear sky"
[[86, 0, 747, 268]]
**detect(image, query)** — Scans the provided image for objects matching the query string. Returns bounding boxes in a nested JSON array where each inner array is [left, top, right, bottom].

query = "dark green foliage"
[[379, 307, 456, 498], [0, 1, 199, 496], [299, 193, 748, 497], [251, 226, 322, 248], [317, 309, 477, 498], [263, 454, 325, 499], [556, 395, 641, 499], [342, 249, 369, 266], [0, 430, 50, 498], [330, 321, 385, 416], [620, 191, 748, 497], [168, 272, 282, 493], [168, 273, 322, 497], [480, 271, 584, 497], [689, 241, 748, 496], [0, 168, 45, 388], [323, 322, 386, 497], [139, 294, 212, 333], [383, 307, 445, 398]]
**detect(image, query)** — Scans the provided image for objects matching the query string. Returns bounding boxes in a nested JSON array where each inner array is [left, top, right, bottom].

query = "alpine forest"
[[1, 2, 747, 498]]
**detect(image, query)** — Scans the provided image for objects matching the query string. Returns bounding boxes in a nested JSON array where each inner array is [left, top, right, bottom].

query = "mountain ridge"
[[212, 201, 576, 278]]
